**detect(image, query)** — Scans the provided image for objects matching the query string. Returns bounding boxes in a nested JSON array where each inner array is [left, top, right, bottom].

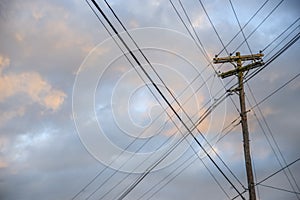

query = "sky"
[[0, 0, 299, 200]]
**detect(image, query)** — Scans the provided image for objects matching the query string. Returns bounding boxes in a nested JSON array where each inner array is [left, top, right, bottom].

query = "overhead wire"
[[143, 150, 229, 200], [73, 1, 214, 199], [231, 158, 300, 200], [75, 0, 300, 199], [75, 1, 225, 199], [264, 23, 300, 58], [232, 0, 284, 52], [100, 0, 298, 198], [169, 0, 241, 117], [248, 72, 300, 113], [228, 1, 298, 198], [228, 0, 253, 55], [100, 0, 247, 199], [113, 17, 300, 200], [137, 116, 244, 200], [169, 0, 247, 188], [84, 0, 246, 199], [175, 0, 242, 115], [262, 17, 300, 52], [258, 184, 300, 195], [197, 0, 229, 55], [257, 157, 300, 186], [246, 85, 300, 199], [244, 31, 300, 83], [217, 0, 270, 56], [100, 2, 246, 199]]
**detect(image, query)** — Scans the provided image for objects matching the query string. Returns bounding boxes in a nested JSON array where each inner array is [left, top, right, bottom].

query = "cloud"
[[0, 55, 66, 112]]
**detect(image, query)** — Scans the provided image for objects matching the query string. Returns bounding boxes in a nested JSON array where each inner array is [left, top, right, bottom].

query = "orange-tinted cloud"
[[0, 55, 66, 112]]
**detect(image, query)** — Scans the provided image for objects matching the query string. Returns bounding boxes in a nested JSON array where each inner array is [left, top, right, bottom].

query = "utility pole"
[[213, 52, 264, 200]]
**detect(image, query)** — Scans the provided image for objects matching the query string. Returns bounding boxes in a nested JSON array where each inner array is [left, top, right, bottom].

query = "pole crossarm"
[[218, 61, 264, 79], [213, 53, 264, 63]]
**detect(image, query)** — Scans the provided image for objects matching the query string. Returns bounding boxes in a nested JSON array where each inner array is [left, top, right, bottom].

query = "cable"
[[168, 0, 210, 63], [246, 84, 300, 199], [228, 0, 253, 55], [231, 157, 300, 200], [197, 0, 229, 55], [144, 152, 230, 200], [99, 0, 246, 199], [262, 17, 300, 52], [74, 1, 211, 199], [257, 157, 300, 185], [78, 0, 298, 199], [170, 0, 241, 115], [83, 1, 245, 199], [217, 0, 270, 56], [245, 31, 300, 84], [232, 0, 284, 52], [258, 184, 300, 195], [249, 72, 300, 113], [139, 115, 244, 200], [264, 24, 300, 59]]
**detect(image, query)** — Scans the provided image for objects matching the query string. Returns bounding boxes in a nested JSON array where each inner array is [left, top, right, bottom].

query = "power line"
[[232, 0, 284, 52], [77, 0, 300, 199], [231, 158, 300, 200], [245, 31, 300, 83], [171, 0, 242, 121], [245, 85, 300, 200], [141, 111, 248, 199], [176, 0, 211, 63], [100, 1, 246, 199], [197, 0, 229, 55], [138, 114, 245, 200], [168, 0, 210, 63], [264, 24, 300, 58], [257, 157, 300, 186], [228, 0, 253, 55], [258, 184, 300, 195], [217, 0, 270, 56], [249, 72, 300, 110], [246, 84, 300, 199], [86, 0, 245, 199], [262, 17, 300, 52], [74, 1, 210, 199]]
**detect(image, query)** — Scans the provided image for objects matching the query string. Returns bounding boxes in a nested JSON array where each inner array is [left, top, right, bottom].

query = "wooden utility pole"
[[213, 52, 264, 200]]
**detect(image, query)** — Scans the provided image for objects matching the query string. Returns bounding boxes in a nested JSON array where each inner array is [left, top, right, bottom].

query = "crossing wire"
[[96, 0, 298, 198], [75, 1, 228, 199], [74, 0, 298, 199], [169, 0, 242, 118], [73, 1, 223, 199], [262, 17, 300, 52], [228, 0, 253, 55], [245, 31, 300, 83], [86, 0, 245, 199], [249, 72, 300, 111], [138, 119, 242, 200], [231, 157, 300, 200], [113, 20, 299, 200], [72, 1, 181, 199], [258, 184, 300, 195], [232, 0, 284, 53], [169, 0, 247, 188], [97, 82, 235, 199], [197, 0, 230, 55], [264, 24, 300, 58], [217, 0, 270, 56], [229, 1, 299, 198], [246, 84, 300, 199], [100, 0, 247, 199]]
